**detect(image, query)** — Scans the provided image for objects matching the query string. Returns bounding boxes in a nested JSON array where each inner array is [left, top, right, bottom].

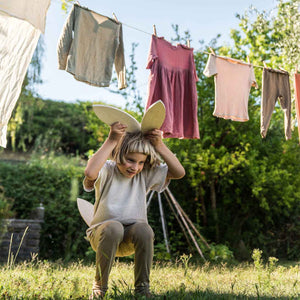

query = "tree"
[[207, 0, 300, 258], [60, 0, 75, 13]]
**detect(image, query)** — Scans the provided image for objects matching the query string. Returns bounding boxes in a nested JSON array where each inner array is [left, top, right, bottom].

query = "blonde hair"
[[112, 132, 161, 168]]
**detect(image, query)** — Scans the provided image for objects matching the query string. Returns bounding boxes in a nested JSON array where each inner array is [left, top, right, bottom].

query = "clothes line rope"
[[121, 22, 267, 70], [65, 2, 290, 72], [63, 2, 290, 72], [122, 22, 153, 36]]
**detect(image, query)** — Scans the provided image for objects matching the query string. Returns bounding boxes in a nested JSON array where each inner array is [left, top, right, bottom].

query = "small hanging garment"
[[57, 4, 127, 90], [0, 0, 50, 148], [145, 35, 200, 139], [294, 73, 300, 143], [260, 68, 291, 140], [203, 54, 257, 122]]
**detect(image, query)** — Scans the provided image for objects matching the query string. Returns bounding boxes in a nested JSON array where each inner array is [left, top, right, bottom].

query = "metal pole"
[[157, 192, 170, 254], [146, 190, 155, 209], [166, 188, 210, 250], [163, 190, 194, 250], [165, 188, 206, 260]]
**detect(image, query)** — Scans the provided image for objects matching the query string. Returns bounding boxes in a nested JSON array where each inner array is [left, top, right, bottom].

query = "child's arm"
[[84, 122, 127, 182], [145, 129, 185, 180]]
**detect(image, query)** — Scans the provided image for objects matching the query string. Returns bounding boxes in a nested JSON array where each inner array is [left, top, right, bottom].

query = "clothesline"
[[120, 21, 268, 71], [67, 1, 284, 71]]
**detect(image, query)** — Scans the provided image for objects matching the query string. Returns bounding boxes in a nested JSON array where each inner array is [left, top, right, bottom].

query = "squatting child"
[[83, 121, 185, 298]]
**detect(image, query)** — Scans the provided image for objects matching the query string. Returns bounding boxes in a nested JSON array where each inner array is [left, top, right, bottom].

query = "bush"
[[0, 186, 14, 241], [0, 154, 94, 260]]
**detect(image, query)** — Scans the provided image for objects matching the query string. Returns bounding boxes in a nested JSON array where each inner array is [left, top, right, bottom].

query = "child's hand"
[[144, 129, 164, 148], [108, 122, 127, 143]]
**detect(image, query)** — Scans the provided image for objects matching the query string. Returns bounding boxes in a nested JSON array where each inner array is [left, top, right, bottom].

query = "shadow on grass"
[[2, 290, 298, 300], [107, 289, 299, 300]]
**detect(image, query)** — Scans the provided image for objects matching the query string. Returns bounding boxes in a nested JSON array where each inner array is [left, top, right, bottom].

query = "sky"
[[36, 0, 277, 108]]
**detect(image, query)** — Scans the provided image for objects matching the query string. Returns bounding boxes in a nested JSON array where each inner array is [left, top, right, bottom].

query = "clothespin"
[[263, 61, 268, 68], [209, 47, 216, 55], [153, 25, 157, 36], [112, 13, 119, 23], [75, 1, 81, 5], [187, 39, 190, 48], [279, 66, 286, 72], [247, 56, 250, 64]]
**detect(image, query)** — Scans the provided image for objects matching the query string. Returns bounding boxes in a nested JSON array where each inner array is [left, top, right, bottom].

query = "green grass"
[[0, 255, 299, 299]]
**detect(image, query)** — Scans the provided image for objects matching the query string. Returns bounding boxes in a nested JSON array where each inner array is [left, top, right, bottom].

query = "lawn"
[[0, 252, 299, 299]]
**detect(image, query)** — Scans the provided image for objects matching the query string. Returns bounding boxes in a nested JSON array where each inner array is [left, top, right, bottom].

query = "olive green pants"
[[89, 220, 154, 294]]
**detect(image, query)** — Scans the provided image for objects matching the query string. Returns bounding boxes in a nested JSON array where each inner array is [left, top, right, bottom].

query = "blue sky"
[[36, 0, 277, 107]]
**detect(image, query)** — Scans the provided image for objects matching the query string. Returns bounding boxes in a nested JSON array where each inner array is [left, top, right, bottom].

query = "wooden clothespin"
[[75, 1, 81, 5], [247, 56, 250, 64], [279, 66, 286, 72], [263, 61, 268, 68], [112, 13, 119, 23], [153, 25, 157, 36], [187, 39, 190, 48], [209, 47, 216, 55]]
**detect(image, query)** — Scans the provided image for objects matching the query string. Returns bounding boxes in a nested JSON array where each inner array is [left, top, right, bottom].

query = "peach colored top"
[[204, 54, 257, 122]]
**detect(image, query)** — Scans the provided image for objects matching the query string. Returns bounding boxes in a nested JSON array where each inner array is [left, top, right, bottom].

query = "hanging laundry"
[[0, 0, 49, 33], [0, 0, 50, 148], [203, 54, 257, 122], [57, 4, 127, 90], [146, 35, 199, 139], [294, 73, 300, 143], [260, 68, 291, 140]]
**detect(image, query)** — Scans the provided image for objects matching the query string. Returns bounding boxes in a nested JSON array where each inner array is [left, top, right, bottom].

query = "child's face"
[[117, 152, 148, 178]]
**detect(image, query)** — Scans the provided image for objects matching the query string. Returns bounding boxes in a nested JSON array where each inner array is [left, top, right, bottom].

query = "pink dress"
[[146, 35, 200, 139]]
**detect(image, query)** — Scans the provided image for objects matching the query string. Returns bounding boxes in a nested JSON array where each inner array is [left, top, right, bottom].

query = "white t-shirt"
[[203, 54, 257, 122], [83, 160, 169, 236]]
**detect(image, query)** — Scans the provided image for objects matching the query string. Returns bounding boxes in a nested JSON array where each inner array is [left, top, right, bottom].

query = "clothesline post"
[[146, 189, 207, 260]]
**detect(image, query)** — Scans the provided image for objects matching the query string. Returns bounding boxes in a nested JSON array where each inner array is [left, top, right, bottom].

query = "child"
[[83, 121, 185, 299]]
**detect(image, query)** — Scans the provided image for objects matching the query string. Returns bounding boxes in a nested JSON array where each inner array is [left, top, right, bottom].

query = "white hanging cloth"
[[0, 0, 50, 148]]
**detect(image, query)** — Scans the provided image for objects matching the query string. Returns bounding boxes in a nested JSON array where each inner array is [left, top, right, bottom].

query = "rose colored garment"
[[203, 54, 257, 122], [146, 35, 200, 139], [295, 73, 300, 143]]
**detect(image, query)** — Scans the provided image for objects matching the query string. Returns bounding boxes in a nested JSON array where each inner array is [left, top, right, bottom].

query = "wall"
[[0, 206, 44, 263]]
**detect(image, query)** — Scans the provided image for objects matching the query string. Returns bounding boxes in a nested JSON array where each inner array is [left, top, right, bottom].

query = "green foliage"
[[60, 0, 75, 13], [165, 2, 300, 260], [208, 244, 234, 263], [0, 186, 13, 220], [252, 249, 281, 296], [0, 186, 14, 240], [6, 99, 110, 155], [232, 0, 300, 68], [0, 155, 95, 261]]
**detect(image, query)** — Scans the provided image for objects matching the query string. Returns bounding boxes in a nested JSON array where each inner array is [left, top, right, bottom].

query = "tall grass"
[[6, 226, 29, 269], [0, 252, 299, 299]]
